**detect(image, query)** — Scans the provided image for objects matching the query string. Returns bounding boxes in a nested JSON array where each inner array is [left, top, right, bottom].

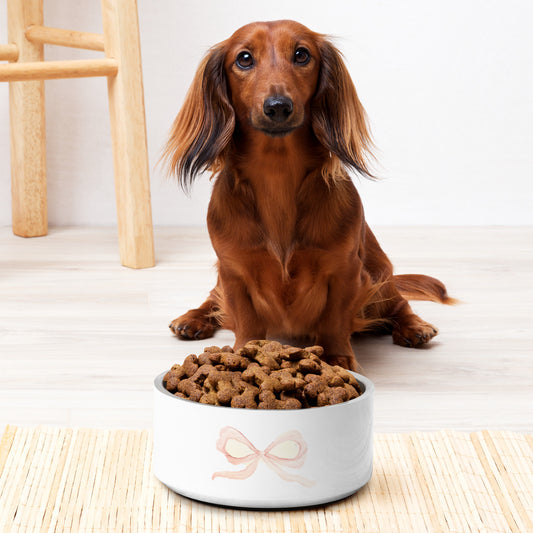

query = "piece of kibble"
[[262, 340, 283, 351], [344, 383, 359, 400], [303, 375, 327, 399], [177, 378, 201, 399], [283, 397, 302, 410], [320, 364, 345, 387], [317, 387, 349, 406], [255, 352, 280, 370], [335, 367, 362, 392], [242, 363, 271, 386], [182, 354, 199, 377], [258, 388, 298, 409], [231, 389, 258, 409], [164, 363, 186, 380], [162, 342, 361, 409], [264, 370, 302, 394], [238, 344, 259, 358], [216, 381, 237, 405], [268, 369, 300, 392], [198, 350, 221, 366], [281, 346, 304, 360], [246, 340, 269, 347], [189, 364, 215, 385], [298, 358, 321, 374], [280, 360, 295, 372], [305, 346, 324, 357], [203, 369, 230, 390], [204, 345, 222, 353], [164, 375, 181, 392], [258, 389, 276, 403], [199, 391, 218, 405], [221, 352, 248, 370]]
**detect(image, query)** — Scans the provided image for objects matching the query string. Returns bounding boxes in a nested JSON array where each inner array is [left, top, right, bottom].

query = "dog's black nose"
[[263, 96, 293, 122]]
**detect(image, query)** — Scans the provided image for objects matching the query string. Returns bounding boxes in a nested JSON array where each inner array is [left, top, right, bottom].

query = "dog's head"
[[164, 20, 373, 189], [224, 20, 320, 139]]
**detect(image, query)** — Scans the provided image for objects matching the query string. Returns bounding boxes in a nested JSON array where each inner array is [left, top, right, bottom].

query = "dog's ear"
[[312, 39, 375, 181], [163, 44, 235, 191]]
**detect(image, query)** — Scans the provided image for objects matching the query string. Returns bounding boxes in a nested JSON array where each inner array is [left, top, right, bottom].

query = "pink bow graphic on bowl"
[[212, 426, 316, 487]]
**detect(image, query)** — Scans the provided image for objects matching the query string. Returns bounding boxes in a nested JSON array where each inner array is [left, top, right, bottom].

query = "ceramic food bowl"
[[153, 371, 373, 509]]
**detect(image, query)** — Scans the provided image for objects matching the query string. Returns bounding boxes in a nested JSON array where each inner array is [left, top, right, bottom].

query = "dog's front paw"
[[392, 315, 438, 347], [169, 311, 216, 340]]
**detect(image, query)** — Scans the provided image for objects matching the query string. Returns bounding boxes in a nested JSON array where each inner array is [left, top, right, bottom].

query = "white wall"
[[1, 0, 532, 227]]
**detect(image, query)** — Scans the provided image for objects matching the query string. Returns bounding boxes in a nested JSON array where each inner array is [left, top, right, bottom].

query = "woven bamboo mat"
[[0, 426, 531, 533]]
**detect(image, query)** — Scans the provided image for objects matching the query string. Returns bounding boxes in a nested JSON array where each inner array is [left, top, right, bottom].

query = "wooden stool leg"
[[8, 0, 47, 237], [101, 0, 155, 269]]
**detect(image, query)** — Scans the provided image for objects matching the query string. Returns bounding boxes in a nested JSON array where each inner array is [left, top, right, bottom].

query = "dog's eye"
[[236, 51, 254, 69], [294, 47, 311, 65]]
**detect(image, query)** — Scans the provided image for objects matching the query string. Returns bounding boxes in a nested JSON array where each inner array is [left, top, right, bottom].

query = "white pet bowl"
[[153, 371, 373, 509]]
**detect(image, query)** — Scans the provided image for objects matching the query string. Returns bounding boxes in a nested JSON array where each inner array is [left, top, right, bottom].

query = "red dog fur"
[[164, 20, 454, 370]]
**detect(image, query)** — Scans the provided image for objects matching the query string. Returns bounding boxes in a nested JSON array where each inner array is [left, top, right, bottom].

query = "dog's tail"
[[393, 274, 458, 305]]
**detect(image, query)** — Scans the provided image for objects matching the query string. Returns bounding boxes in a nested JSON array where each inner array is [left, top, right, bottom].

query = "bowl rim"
[[153, 369, 374, 412]]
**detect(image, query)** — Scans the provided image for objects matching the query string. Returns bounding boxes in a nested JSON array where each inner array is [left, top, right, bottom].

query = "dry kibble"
[[231, 388, 258, 409], [242, 363, 271, 385], [333, 366, 361, 392], [281, 346, 305, 360], [182, 354, 199, 377], [162, 341, 362, 409], [239, 344, 260, 358], [280, 360, 296, 372], [317, 387, 349, 406], [187, 388, 203, 403], [268, 369, 299, 392], [255, 351, 281, 370], [262, 340, 283, 352], [198, 351, 221, 366], [258, 389, 276, 403], [221, 352, 246, 370], [298, 358, 321, 374], [164, 363, 186, 381], [177, 378, 201, 398], [199, 391, 218, 405], [344, 383, 359, 400], [190, 364, 215, 385], [320, 363, 345, 387], [163, 364, 186, 391], [204, 346, 222, 353], [305, 346, 324, 357], [216, 385, 235, 405], [303, 377, 327, 400], [280, 389, 306, 407], [284, 397, 302, 410]]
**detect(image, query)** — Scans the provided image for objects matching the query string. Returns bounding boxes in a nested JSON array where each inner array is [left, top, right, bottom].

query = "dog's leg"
[[316, 335, 360, 372], [362, 284, 439, 347], [389, 299, 438, 347], [220, 271, 267, 350], [314, 271, 362, 371], [169, 285, 221, 340], [361, 224, 439, 347]]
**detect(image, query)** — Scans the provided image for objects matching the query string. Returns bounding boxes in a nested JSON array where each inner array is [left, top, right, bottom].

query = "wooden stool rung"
[[0, 58, 118, 81], [25, 25, 105, 52]]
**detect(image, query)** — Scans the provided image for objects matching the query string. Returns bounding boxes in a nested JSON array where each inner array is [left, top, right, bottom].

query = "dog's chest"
[[244, 244, 332, 332]]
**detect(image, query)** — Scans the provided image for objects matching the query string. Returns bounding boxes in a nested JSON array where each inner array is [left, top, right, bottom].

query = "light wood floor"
[[1, 226, 532, 433]]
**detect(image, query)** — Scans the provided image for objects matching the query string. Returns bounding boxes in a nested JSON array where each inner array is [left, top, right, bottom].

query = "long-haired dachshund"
[[164, 20, 454, 371]]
